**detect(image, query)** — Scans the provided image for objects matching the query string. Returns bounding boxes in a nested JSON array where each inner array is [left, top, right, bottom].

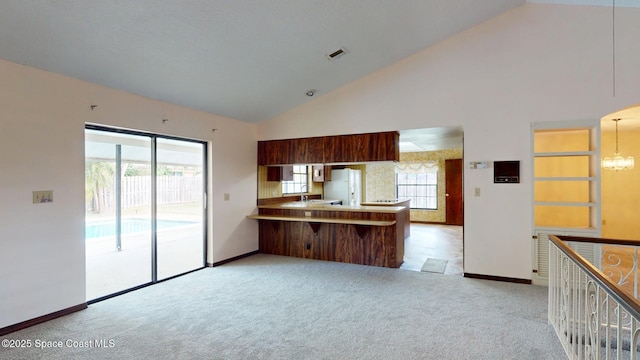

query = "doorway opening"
[[395, 127, 464, 275], [85, 125, 207, 302]]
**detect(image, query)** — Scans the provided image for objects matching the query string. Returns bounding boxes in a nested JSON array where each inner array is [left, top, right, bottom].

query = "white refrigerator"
[[323, 169, 362, 206]]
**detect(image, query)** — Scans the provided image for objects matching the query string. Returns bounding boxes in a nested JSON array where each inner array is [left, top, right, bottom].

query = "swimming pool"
[[85, 218, 197, 239]]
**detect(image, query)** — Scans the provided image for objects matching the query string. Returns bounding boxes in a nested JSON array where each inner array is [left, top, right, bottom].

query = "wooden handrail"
[[549, 235, 640, 320], [553, 235, 640, 247]]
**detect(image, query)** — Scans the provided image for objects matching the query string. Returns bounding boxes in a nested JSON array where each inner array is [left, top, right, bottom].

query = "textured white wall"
[[0, 59, 258, 329], [258, 4, 640, 279]]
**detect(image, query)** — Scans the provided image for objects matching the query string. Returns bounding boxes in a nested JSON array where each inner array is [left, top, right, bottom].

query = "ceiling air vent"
[[326, 47, 348, 61]]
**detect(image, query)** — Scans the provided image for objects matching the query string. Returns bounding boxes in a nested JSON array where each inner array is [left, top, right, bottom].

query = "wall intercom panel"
[[494, 161, 520, 183]]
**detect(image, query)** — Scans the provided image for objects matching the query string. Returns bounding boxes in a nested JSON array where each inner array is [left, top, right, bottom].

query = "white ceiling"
[[0, 0, 529, 123], [0, 0, 635, 126]]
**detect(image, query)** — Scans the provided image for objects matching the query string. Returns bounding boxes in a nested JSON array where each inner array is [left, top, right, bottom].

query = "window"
[[282, 165, 309, 194], [395, 162, 438, 210]]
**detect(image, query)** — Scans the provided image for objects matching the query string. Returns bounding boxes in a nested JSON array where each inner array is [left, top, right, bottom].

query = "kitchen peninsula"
[[248, 202, 409, 268], [360, 199, 411, 238]]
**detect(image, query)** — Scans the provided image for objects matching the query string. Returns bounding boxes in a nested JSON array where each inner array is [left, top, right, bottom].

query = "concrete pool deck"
[[85, 220, 204, 300]]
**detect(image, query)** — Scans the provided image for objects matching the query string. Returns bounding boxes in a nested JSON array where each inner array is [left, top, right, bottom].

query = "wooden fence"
[[90, 175, 202, 212]]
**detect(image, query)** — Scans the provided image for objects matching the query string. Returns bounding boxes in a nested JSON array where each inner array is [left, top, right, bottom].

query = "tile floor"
[[400, 223, 463, 275]]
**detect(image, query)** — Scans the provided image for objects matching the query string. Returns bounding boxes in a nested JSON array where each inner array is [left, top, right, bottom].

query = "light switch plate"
[[33, 190, 53, 204], [469, 161, 489, 169], [224, 193, 230, 201]]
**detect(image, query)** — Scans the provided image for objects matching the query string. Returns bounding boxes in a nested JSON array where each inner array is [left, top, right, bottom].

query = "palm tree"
[[85, 160, 114, 213]]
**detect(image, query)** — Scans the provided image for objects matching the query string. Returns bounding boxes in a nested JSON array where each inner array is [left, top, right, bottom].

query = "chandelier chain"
[[615, 118, 619, 154], [612, 0, 616, 97]]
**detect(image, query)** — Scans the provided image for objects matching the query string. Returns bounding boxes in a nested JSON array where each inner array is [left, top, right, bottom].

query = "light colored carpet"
[[1, 254, 566, 359], [420, 258, 448, 273]]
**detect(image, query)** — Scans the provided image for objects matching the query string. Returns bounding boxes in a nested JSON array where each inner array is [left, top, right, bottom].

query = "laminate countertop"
[[360, 199, 411, 206], [257, 201, 407, 213]]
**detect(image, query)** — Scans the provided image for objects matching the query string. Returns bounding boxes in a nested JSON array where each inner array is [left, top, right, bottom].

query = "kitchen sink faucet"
[[300, 184, 308, 202]]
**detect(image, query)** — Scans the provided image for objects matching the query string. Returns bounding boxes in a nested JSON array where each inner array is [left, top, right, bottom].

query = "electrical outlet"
[[305, 211, 312, 217], [224, 193, 230, 201], [474, 187, 481, 197]]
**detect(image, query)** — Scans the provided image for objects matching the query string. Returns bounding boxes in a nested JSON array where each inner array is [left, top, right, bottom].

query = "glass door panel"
[[534, 181, 591, 203], [85, 130, 152, 300], [156, 138, 205, 280], [534, 156, 591, 178], [534, 205, 592, 228]]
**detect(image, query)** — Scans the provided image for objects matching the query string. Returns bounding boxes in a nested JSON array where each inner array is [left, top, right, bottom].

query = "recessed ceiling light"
[[306, 89, 316, 97]]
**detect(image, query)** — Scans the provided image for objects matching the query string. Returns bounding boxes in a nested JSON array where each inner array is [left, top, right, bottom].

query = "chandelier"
[[602, 118, 634, 171]]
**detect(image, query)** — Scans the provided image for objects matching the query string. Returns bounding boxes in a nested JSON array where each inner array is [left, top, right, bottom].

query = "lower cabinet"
[[257, 219, 402, 268]]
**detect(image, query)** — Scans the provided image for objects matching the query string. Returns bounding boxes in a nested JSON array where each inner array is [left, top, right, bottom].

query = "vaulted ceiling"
[[0, 1, 632, 124]]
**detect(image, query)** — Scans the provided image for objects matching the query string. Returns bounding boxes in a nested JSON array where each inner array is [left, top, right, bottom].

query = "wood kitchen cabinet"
[[266, 165, 293, 181], [252, 205, 408, 268], [258, 140, 291, 166], [323, 131, 399, 163], [290, 137, 323, 164], [258, 137, 323, 165], [257, 131, 399, 166]]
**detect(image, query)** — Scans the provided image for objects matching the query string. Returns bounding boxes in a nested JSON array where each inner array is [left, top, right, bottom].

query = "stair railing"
[[549, 235, 640, 359]]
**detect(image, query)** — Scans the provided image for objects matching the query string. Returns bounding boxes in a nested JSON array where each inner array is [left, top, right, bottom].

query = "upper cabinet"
[[291, 137, 324, 164], [323, 131, 399, 163], [258, 131, 399, 165], [258, 139, 289, 166], [258, 137, 323, 165], [266, 165, 294, 182]]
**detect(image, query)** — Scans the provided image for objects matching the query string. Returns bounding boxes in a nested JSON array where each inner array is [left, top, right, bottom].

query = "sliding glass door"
[[85, 126, 206, 301], [156, 138, 205, 280], [85, 130, 153, 300]]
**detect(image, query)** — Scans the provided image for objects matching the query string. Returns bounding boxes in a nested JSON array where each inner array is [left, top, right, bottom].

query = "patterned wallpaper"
[[365, 162, 396, 202], [365, 148, 463, 222]]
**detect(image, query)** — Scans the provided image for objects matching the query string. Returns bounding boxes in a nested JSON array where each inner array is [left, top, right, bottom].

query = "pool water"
[[85, 218, 197, 239]]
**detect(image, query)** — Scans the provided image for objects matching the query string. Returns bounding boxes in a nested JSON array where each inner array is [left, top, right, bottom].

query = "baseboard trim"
[[464, 273, 532, 284], [410, 221, 446, 225], [207, 250, 260, 267], [0, 303, 87, 336]]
